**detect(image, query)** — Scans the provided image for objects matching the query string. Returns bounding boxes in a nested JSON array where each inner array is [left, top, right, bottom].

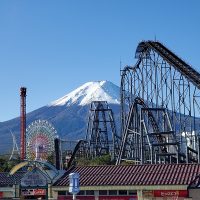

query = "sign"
[[154, 190, 188, 197], [143, 190, 153, 197], [69, 172, 80, 194], [21, 189, 46, 196], [21, 168, 47, 187], [34, 189, 46, 195]]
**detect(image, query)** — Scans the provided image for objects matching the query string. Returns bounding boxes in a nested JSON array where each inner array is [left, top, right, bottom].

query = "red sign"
[[154, 190, 188, 197], [21, 189, 46, 196], [34, 189, 46, 195]]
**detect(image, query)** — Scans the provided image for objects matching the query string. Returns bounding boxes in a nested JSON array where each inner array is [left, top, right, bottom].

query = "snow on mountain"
[[0, 81, 121, 153], [50, 80, 120, 107]]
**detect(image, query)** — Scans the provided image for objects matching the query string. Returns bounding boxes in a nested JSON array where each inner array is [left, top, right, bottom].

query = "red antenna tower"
[[20, 87, 26, 160]]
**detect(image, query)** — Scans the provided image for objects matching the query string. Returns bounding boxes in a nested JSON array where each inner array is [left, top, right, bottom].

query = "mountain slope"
[[50, 81, 120, 106], [0, 81, 121, 154]]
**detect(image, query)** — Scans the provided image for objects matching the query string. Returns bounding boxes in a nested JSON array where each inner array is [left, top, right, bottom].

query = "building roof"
[[53, 163, 200, 187], [0, 172, 25, 186]]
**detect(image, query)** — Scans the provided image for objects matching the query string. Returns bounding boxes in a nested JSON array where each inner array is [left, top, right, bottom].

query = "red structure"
[[20, 87, 26, 160]]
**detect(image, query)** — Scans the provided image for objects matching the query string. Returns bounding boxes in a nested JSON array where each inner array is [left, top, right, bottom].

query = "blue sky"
[[0, 0, 200, 121]]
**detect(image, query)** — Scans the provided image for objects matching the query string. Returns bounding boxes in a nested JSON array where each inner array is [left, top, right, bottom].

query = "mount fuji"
[[50, 81, 120, 107], [0, 81, 121, 154]]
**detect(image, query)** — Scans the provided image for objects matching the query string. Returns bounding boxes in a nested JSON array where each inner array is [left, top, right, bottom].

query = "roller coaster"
[[59, 40, 200, 167], [65, 101, 120, 168], [117, 40, 200, 164]]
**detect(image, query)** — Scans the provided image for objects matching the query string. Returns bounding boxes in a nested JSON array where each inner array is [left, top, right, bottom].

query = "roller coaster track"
[[67, 140, 87, 168], [86, 101, 120, 159], [118, 40, 200, 164], [66, 101, 120, 168], [136, 41, 200, 89], [133, 97, 168, 153], [116, 97, 178, 165]]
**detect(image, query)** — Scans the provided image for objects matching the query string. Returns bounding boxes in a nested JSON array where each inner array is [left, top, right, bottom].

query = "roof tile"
[[53, 163, 200, 187]]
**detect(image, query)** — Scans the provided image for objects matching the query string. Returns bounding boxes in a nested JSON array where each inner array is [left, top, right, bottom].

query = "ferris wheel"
[[26, 120, 57, 161]]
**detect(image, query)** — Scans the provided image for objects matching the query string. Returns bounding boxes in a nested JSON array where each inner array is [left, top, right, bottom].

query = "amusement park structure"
[[86, 101, 120, 160], [26, 120, 56, 161], [20, 87, 26, 160], [65, 101, 120, 168], [16, 40, 200, 169], [116, 41, 200, 165]]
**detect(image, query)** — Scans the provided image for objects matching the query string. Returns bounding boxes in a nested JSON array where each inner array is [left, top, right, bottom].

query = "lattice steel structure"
[[86, 101, 120, 160], [117, 41, 200, 164], [9, 131, 20, 160], [66, 140, 89, 168], [61, 101, 120, 168]]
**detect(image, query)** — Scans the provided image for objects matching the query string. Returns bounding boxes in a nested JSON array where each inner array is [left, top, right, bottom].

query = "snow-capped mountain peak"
[[50, 80, 120, 107]]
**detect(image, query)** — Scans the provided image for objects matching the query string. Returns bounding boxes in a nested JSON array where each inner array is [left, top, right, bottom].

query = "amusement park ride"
[[65, 41, 200, 166], [26, 120, 56, 161], [117, 41, 200, 165], [10, 40, 200, 175], [7, 40, 200, 199]]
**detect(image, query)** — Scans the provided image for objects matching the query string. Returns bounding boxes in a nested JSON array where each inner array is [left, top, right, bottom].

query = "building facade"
[[52, 164, 200, 200]]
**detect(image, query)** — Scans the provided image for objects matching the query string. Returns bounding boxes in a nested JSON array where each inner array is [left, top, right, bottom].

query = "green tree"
[[76, 154, 114, 166], [0, 155, 21, 172]]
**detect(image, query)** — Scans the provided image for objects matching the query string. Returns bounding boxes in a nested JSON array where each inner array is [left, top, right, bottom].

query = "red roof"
[[53, 164, 200, 187]]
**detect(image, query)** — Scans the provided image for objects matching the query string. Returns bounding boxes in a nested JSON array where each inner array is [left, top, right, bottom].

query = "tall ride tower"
[[20, 87, 26, 160]]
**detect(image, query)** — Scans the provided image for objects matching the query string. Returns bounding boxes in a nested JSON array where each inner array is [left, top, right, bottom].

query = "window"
[[77, 190, 85, 195], [99, 190, 107, 195], [128, 190, 137, 195], [58, 191, 66, 195], [119, 190, 127, 195], [86, 190, 94, 195], [109, 190, 117, 195]]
